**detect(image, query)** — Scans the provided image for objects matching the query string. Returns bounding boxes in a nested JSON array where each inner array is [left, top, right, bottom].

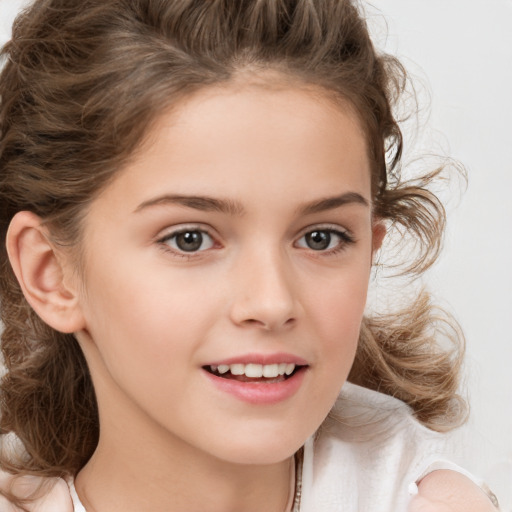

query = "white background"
[[366, 2, 512, 508], [1, 0, 511, 508]]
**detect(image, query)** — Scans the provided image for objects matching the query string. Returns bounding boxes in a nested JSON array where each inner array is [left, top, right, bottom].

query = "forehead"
[[163, 79, 368, 145], [142, 83, 368, 170], [91, 83, 372, 216]]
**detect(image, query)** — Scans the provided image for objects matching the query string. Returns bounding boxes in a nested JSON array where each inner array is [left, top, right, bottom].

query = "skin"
[[72, 85, 378, 512], [411, 470, 497, 511], [6, 83, 496, 512]]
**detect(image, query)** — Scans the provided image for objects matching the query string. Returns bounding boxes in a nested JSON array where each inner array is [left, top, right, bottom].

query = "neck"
[[76, 440, 292, 512], [75, 398, 293, 512]]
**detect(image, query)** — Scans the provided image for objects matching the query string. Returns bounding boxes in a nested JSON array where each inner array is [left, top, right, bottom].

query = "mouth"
[[203, 363, 305, 383], [202, 358, 308, 403]]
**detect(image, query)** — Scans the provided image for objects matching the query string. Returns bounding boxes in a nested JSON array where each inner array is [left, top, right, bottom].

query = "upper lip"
[[204, 353, 309, 367]]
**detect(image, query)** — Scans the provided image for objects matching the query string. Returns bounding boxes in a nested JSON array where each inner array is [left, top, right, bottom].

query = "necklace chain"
[[291, 449, 303, 512]]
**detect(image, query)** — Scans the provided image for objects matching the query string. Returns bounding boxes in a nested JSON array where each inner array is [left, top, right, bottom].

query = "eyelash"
[[156, 225, 355, 259], [157, 227, 217, 259], [295, 226, 356, 255]]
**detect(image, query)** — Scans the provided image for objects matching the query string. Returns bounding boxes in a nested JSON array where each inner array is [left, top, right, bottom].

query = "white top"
[[299, 382, 486, 511], [1, 383, 492, 511]]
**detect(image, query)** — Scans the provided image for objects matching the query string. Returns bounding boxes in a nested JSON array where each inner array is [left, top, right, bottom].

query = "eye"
[[296, 228, 354, 252], [161, 229, 215, 253]]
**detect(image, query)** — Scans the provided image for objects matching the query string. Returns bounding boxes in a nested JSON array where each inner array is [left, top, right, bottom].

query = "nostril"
[[240, 316, 296, 330], [240, 318, 267, 328], [229, 291, 298, 330]]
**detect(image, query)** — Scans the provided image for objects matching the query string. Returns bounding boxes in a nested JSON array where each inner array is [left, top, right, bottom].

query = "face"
[[74, 84, 380, 466]]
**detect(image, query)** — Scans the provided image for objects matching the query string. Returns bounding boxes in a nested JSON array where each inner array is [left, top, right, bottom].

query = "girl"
[[0, 0, 499, 510]]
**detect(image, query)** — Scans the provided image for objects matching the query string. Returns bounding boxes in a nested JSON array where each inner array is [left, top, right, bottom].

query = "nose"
[[229, 246, 298, 331]]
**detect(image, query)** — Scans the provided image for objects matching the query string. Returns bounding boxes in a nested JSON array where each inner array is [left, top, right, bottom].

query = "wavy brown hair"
[[0, 0, 465, 506]]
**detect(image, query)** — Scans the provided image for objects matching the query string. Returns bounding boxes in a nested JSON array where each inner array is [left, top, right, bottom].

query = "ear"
[[6, 211, 85, 334], [371, 219, 386, 254]]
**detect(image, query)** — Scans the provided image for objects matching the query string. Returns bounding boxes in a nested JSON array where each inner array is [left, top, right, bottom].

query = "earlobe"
[[6, 211, 85, 334]]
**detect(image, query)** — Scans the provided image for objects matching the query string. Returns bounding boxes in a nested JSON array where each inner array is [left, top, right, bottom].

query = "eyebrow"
[[134, 194, 245, 216], [134, 191, 369, 216], [298, 192, 369, 215]]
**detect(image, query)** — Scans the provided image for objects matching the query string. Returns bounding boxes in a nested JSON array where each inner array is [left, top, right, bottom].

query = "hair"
[[0, 0, 465, 507]]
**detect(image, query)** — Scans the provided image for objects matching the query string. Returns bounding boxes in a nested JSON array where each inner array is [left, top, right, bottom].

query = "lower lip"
[[203, 367, 307, 404]]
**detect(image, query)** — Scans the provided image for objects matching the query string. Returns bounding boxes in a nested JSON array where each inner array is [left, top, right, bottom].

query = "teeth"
[[262, 364, 279, 378], [245, 364, 263, 378], [285, 363, 295, 375], [210, 363, 297, 378], [230, 364, 245, 375]]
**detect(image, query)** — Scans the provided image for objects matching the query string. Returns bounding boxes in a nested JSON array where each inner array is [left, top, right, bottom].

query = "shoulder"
[[305, 384, 496, 511], [410, 470, 498, 512], [325, 382, 445, 446]]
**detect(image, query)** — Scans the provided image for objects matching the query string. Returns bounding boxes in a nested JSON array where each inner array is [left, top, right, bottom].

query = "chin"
[[206, 431, 307, 466]]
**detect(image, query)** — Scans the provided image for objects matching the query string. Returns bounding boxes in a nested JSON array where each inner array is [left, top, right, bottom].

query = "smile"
[[202, 359, 308, 404], [207, 363, 298, 380]]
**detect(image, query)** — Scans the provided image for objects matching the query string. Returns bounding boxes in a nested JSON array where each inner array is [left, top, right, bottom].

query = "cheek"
[[78, 258, 225, 386], [294, 271, 368, 434], [306, 264, 369, 369]]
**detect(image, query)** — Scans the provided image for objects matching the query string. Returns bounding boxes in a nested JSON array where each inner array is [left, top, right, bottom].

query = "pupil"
[[176, 231, 202, 251], [307, 231, 330, 250]]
